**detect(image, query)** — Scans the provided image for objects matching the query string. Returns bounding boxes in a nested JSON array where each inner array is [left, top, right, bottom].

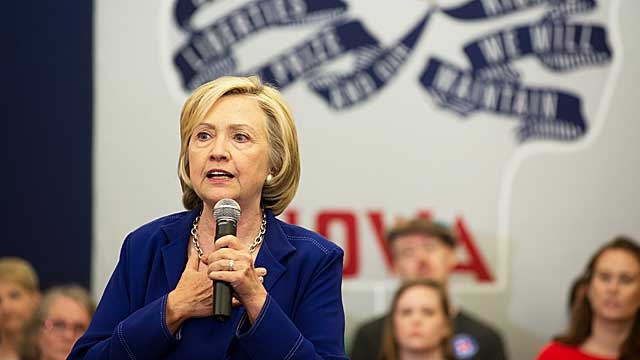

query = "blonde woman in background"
[[0, 257, 40, 360], [20, 285, 95, 360]]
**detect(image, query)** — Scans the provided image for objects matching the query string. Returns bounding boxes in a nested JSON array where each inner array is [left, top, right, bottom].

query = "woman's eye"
[[596, 272, 611, 282], [421, 308, 435, 316], [196, 132, 211, 141], [233, 133, 249, 142], [619, 274, 637, 285]]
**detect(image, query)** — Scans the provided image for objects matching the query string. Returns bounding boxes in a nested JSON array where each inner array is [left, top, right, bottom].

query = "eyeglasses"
[[42, 319, 88, 336]]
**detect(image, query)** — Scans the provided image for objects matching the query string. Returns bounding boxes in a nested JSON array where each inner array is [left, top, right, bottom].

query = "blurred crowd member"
[[0, 257, 40, 360], [350, 217, 506, 360], [20, 285, 95, 360], [537, 236, 640, 360], [379, 279, 454, 360]]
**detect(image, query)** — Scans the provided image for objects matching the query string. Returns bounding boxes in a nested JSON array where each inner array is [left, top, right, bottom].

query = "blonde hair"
[[0, 257, 39, 292], [178, 76, 300, 215]]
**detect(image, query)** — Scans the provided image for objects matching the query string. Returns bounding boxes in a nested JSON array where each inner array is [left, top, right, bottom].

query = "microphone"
[[212, 198, 241, 322]]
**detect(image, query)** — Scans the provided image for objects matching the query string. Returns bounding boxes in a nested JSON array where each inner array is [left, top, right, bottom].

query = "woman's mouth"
[[206, 170, 234, 179]]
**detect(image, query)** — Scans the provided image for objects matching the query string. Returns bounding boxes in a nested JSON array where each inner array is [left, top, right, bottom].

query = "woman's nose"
[[603, 278, 620, 294], [410, 314, 423, 326], [209, 137, 229, 160]]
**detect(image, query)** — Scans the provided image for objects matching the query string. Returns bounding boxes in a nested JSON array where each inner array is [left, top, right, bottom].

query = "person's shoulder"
[[536, 341, 577, 360], [455, 309, 503, 339], [453, 310, 507, 358], [277, 218, 344, 257], [124, 210, 192, 246], [356, 314, 386, 335], [350, 314, 387, 360], [131, 210, 191, 234]]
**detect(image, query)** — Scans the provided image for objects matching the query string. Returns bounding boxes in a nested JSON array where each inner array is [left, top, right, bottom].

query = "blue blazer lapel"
[[255, 210, 295, 291], [160, 208, 200, 290]]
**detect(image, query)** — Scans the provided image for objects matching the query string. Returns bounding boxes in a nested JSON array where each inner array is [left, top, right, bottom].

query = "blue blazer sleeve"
[[236, 244, 347, 360], [69, 234, 178, 359]]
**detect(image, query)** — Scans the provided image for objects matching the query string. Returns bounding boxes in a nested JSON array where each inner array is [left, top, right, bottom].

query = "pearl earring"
[[266, 174, 274, 184]]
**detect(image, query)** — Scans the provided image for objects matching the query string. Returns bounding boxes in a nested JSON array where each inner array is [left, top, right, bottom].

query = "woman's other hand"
[[165, 247, 212, 333]]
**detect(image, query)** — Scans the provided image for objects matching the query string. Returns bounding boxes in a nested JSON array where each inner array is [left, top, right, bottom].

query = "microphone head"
[[213, 199, 241, 223]]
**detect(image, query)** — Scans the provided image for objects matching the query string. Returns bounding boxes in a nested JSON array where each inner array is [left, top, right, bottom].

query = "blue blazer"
[[69, 208, 347, 359]]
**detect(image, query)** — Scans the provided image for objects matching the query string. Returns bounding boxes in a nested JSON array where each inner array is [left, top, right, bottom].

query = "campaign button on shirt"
[[452, 333, 479, 359]]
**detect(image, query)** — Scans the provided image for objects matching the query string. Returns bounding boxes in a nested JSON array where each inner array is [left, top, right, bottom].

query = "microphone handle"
[[213, 220, 237, 322]]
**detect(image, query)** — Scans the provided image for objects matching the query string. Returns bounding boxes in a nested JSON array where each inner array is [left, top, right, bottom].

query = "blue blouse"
[[69, 208, 347, 359]]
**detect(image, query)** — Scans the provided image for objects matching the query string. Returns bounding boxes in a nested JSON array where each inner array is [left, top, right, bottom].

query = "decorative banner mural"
[[171, 0, 611, 146], [95, 0, 637, 357]]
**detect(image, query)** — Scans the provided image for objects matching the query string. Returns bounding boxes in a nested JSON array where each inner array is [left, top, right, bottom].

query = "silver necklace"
[[190, 211, 267, 258]]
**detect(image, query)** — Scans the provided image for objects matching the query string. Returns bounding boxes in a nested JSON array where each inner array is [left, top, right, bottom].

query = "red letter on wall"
[[316, 211, 359, 278], [453, 217, 494, 282]]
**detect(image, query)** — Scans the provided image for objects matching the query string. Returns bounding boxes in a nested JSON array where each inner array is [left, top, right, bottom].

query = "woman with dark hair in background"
[[0, 257, 40, 360], [20, 284, 95, 360], [537, 236, 640, 360], [379, 279, 454, 360]]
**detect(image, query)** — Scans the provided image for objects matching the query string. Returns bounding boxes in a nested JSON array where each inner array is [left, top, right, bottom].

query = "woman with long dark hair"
[[379, 279, 454, 360], [537, 236, 640, 360]]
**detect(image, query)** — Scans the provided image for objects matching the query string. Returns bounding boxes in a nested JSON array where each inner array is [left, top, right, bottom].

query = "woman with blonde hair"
[[0, 257, 40, 360], [70, 76, 347, 359]]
